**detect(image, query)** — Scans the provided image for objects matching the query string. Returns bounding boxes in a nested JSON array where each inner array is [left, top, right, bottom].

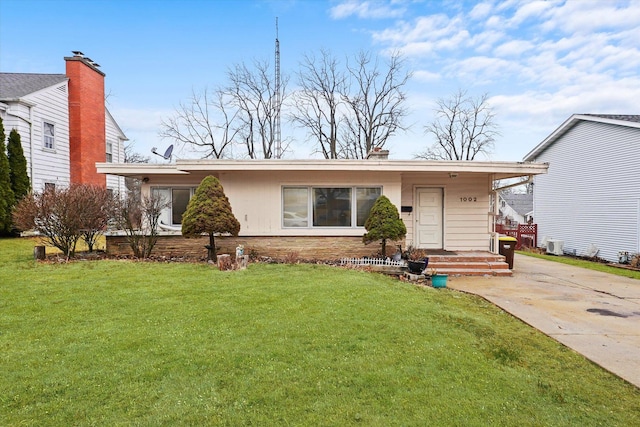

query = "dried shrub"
[[113, 191, 168, 259], [13, 185, 115, 257], [283, 251, 300, 264]]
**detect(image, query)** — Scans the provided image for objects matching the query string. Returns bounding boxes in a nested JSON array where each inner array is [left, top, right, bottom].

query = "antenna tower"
[[274, 17, 282, 158]]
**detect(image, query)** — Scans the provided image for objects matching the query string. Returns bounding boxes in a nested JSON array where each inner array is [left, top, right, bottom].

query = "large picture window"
[[282, 186, 382, 228]]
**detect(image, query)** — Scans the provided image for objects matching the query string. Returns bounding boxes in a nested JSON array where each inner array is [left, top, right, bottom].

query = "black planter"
[[407, 260, 427, 274]]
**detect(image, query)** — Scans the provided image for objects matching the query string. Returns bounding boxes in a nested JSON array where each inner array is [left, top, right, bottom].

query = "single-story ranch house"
[[97, 151, 548, 266]]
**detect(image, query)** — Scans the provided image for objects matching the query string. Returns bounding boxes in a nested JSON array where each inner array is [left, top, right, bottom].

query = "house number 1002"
[[460, 197, 477, 202]]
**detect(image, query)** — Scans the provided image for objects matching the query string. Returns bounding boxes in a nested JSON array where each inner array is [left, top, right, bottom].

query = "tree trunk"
[[208, 233, 217, 262]]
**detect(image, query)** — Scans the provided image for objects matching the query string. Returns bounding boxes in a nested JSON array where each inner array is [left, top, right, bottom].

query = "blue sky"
[[2, 0, 639, 161]]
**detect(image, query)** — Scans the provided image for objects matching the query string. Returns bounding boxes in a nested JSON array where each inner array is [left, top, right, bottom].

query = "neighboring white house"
[[498, 193, 533, 226], [524, 114, 640, 262], [97, 153, 548, 260], [0, 52, 127, 194], [0, 73, 71, 190]]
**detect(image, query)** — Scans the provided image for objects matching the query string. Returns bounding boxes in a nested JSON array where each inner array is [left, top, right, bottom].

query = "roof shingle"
[[582, 114, 640, 123], [0, 73, 68, 99]]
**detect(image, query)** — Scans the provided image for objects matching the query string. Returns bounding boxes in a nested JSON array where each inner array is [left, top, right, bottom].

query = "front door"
[[416, 188, 443, 249]]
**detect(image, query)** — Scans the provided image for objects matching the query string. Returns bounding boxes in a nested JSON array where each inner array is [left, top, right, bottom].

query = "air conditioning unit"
[[546, 239, 564, 256]]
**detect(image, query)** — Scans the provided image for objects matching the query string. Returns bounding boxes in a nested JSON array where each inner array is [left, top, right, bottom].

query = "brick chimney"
[[65, 51, 106, 187], [366, 147, 389, 160]]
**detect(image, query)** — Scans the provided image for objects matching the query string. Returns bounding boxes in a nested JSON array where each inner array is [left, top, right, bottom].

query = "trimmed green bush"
[[0, 117, 15, 235], [7, 128, 30, 201], [363, 195, 406, 257], [182, 175, 240, 261]]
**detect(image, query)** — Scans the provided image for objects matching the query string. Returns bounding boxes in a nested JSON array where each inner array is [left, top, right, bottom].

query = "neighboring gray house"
[[524, 114, 640, 262], [498, 192, 533, 226]]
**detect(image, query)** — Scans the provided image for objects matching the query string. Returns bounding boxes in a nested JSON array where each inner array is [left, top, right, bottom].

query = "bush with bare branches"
[[113, 191, 168, 258], [13, 185, 115, 257]]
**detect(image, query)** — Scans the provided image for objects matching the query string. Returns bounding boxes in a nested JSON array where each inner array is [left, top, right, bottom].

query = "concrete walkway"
[[447, 254, 640, 388]]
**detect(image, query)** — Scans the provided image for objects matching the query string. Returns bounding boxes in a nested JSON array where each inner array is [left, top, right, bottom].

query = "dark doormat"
[[423, 250, 457, 255]]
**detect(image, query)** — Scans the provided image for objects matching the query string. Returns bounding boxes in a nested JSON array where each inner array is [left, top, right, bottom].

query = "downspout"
[[490, 174, 498, 253], [28, 105, 34, 185]]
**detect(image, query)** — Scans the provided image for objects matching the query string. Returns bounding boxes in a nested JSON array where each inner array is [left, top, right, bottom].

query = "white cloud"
[[508, 0, 556, 27], [330, 0, 406, 19], [542, 0, 640, 34], [413, 69, 441, 82], [494, 39, 535, 57], [470, 29, 505, 53], [373, 14, 456, 44], [444, 56, 525, 84], [469, 1, 494, 20]]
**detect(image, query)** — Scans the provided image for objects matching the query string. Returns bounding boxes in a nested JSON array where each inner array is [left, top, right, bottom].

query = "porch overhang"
[[97, 159, 548, 181]]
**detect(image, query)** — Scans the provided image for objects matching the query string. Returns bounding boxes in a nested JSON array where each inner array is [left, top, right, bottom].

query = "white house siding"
[[532, 121, 640, 262], [0, 104, 31, 171], [21, 84, 71, 191], [104, 109, 126, 195], [401, 173, 491, 251]]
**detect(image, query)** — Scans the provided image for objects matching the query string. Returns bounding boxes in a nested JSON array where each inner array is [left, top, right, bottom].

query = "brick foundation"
[[105, 235, 404, 261]]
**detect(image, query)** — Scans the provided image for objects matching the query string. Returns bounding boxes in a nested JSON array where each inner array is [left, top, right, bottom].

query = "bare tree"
[[124, 142, 150, 164], [123, 142, 150, 200], [290, 49, 348, 159], [159, 88, 240, 159], [418, 89, 499, 160], [113, 191, 168, 259], [342, 51, 411, 159], [227, 59, 288, 159]]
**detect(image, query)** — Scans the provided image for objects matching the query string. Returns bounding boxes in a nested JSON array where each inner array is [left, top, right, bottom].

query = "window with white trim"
[[106, 141, 113, 162], [282, 186, 382, 228], [43, 122, 55, 150]]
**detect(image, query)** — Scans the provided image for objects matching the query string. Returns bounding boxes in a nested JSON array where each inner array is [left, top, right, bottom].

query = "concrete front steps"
[[425, 252, 512, 277]]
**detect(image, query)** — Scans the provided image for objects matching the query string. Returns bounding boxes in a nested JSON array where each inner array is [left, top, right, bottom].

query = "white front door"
[[416, 188, 443, 249]]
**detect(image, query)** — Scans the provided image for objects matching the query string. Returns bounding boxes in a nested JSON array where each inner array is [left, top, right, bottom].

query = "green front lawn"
[[1, 238, 638, 425]]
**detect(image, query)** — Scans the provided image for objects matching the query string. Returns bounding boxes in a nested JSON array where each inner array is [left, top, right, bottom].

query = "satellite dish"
[[163, 144, 173, 160], [151, 144, 173, 161]]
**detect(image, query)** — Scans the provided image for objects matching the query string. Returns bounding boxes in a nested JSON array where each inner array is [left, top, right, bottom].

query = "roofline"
[[523, 114, 640, 161], [106, 108, 129, 141], [97, 159, 548, 180], [0, 97, 38, 107]]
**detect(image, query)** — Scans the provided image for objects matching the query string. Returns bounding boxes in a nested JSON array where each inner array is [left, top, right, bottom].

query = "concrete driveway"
[[447, 253, 640, 388]]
